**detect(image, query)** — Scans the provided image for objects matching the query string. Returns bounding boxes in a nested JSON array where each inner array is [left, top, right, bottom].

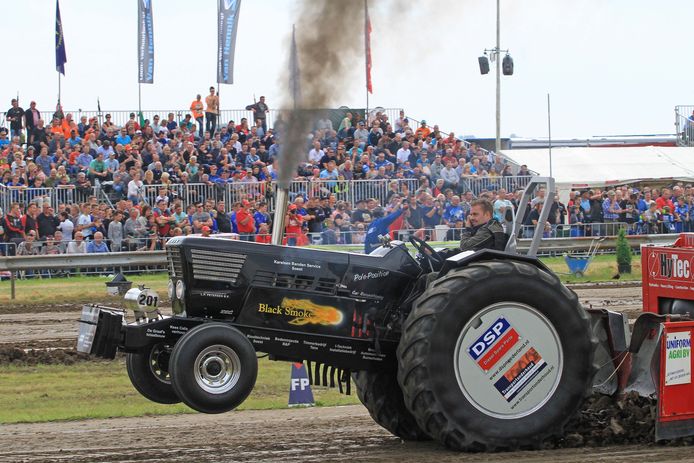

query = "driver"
[[457, 199, 508, 252]]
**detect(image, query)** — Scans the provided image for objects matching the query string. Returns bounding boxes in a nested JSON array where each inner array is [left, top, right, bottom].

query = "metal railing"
[[0, 184, 94, 214], [4, 107, 404, 134], [7, 177, 534, 212], [523, 222, 629, 239], [675, 105, 694, 147]]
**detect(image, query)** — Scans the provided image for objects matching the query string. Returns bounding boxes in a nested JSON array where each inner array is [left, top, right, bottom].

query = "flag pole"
[[217, 0, 221, 128], [364, 0, 369, 122], [547, 93, 553, 179]]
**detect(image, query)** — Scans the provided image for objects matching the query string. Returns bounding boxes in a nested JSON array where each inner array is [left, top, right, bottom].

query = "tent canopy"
[[500, 146, 694, 189]]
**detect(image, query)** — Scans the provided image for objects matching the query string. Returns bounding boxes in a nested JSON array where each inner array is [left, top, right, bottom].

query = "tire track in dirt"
[[1, 406, 692, 463]]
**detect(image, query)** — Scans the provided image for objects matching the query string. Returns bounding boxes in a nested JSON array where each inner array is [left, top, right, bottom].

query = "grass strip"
[[0, 358, 359, 424]]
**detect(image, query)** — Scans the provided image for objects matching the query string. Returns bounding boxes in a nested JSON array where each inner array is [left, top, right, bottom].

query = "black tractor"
[[78, 178, 596, 451]]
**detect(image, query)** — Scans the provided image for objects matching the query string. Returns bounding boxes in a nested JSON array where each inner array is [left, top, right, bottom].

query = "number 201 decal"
[[138, 293, 159, 307]]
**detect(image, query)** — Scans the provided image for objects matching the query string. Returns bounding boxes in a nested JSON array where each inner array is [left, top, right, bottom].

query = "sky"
[[2, 0, 692, 139]]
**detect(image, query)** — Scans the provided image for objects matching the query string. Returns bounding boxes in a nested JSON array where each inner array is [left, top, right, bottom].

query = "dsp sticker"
[[468, 317, 520, 372], [493, 347, 547, 402]]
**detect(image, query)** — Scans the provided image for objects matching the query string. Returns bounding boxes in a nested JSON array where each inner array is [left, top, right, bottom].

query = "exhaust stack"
[[271, 185, 289, 245]]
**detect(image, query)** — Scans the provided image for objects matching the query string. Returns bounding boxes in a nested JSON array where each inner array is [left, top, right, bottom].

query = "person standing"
[[245, 96, 269, 132], [24, 101, 41, 145], [235, 200, 256, 241], [205, 86, 219, 137], [190, 94, 205, 139], [6, 98, 24, 139]]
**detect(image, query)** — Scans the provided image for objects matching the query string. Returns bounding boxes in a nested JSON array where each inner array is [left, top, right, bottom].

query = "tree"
[[616, 228, 632, 274]]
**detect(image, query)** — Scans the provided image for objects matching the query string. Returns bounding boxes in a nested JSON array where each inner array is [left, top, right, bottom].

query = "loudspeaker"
[[502, 54, 514, 76], [478, 56, 490, 75]]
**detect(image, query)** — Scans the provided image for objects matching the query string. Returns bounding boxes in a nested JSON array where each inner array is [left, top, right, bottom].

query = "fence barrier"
[[676, 105, 694, 147], [1, 107, 406, 136], [1, 177, 537, 213]]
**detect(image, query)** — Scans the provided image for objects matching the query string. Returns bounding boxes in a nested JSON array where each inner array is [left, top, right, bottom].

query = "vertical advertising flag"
[[217, 0, 242, 84], [364, 0, 373, 94], [55, 0, 67, 75], [138, 0, 154, 84]]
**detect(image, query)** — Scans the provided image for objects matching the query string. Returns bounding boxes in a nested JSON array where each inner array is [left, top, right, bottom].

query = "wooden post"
[[10, 271, 16, 300]]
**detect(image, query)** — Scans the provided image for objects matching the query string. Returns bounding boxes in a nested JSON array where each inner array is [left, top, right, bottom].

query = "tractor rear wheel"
[[397, 260, 596, 451], [352, 369, 430, 441], [126, 342, 180, 404], [169, 323, 257, 414]]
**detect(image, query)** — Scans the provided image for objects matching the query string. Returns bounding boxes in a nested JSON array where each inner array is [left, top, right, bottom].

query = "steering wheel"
[[409, 236, 444, 272]]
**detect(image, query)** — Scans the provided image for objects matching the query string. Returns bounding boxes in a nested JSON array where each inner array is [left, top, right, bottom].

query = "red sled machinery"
[[592, 233, 694, 440]]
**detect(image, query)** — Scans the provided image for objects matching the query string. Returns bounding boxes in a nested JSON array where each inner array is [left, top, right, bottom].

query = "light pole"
[[478, 0, 513, 154]]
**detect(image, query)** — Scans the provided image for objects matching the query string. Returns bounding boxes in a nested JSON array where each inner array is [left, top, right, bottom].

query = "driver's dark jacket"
[[459, 219, 507, 252]]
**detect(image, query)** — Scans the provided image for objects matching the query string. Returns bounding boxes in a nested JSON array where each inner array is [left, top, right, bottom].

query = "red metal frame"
[[642, 233, 694, 314], [658, 321, 694, 422]]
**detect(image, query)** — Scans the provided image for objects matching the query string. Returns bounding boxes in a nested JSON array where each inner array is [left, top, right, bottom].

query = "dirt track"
[[2, 405, 693, 463], [4, 282, 686, 462]]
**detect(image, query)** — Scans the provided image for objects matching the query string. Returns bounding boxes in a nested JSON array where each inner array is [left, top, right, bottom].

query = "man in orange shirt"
[[190, 94, 204, 139], [49, 117, 64, 136], [415, 120, 431, 139], [61, 113, 76, 138]]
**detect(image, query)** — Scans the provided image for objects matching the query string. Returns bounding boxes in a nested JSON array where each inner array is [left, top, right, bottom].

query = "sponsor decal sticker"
[[273, 259, 322, 272], [353, 270, 389, 281], [468, 317, 520, 372], [493, 347, 547, 402], [665, 331, 691, 386], [257, 297, 343, 326]]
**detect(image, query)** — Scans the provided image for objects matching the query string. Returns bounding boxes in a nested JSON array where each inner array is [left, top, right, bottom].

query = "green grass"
[[0, 358, 359, 424], [542, 254, 641, 283]]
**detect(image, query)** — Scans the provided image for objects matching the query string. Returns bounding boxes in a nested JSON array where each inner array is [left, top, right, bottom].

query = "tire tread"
[[396, 260, 597, 451]]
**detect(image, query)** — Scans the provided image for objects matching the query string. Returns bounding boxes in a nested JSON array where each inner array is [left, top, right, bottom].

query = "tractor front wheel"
[[126, 342, 180, 404], [169, 323, 257, 414], [397, 260, 596, 451]]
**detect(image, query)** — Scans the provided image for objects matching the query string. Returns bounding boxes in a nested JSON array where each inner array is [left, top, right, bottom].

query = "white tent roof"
[[500, 146, 694, 189]]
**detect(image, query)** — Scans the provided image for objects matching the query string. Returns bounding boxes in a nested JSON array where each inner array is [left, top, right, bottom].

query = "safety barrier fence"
[[676, 105, 694, 147], [0, 177, 537, 213], [1, 108, 406, 136]]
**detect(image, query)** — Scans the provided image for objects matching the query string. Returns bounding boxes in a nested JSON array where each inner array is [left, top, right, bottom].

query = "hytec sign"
[[661, 254, 691, 279], [650, 251, 694, 281]]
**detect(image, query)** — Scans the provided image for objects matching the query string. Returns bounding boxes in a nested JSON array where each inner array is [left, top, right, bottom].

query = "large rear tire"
[[397, 260, 596, 451], [126, 342, 180, 404], [169, 323, 257, 414], [352, 370, 430, 441]]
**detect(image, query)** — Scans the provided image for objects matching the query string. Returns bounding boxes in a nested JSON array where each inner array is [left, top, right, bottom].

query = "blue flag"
[[138, 0, 155, 84], [217, 0, 242, 84], [55, 0, 67, 75]]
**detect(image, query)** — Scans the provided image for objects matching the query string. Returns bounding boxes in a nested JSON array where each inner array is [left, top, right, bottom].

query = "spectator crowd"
[[1, 94, 691, 266]]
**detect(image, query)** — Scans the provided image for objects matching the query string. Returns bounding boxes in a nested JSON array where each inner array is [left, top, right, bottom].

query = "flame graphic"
[[281, 297, 343, 326]]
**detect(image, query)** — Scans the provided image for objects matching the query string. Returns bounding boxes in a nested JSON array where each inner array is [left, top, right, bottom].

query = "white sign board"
[[665, 331, 691, 386]]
